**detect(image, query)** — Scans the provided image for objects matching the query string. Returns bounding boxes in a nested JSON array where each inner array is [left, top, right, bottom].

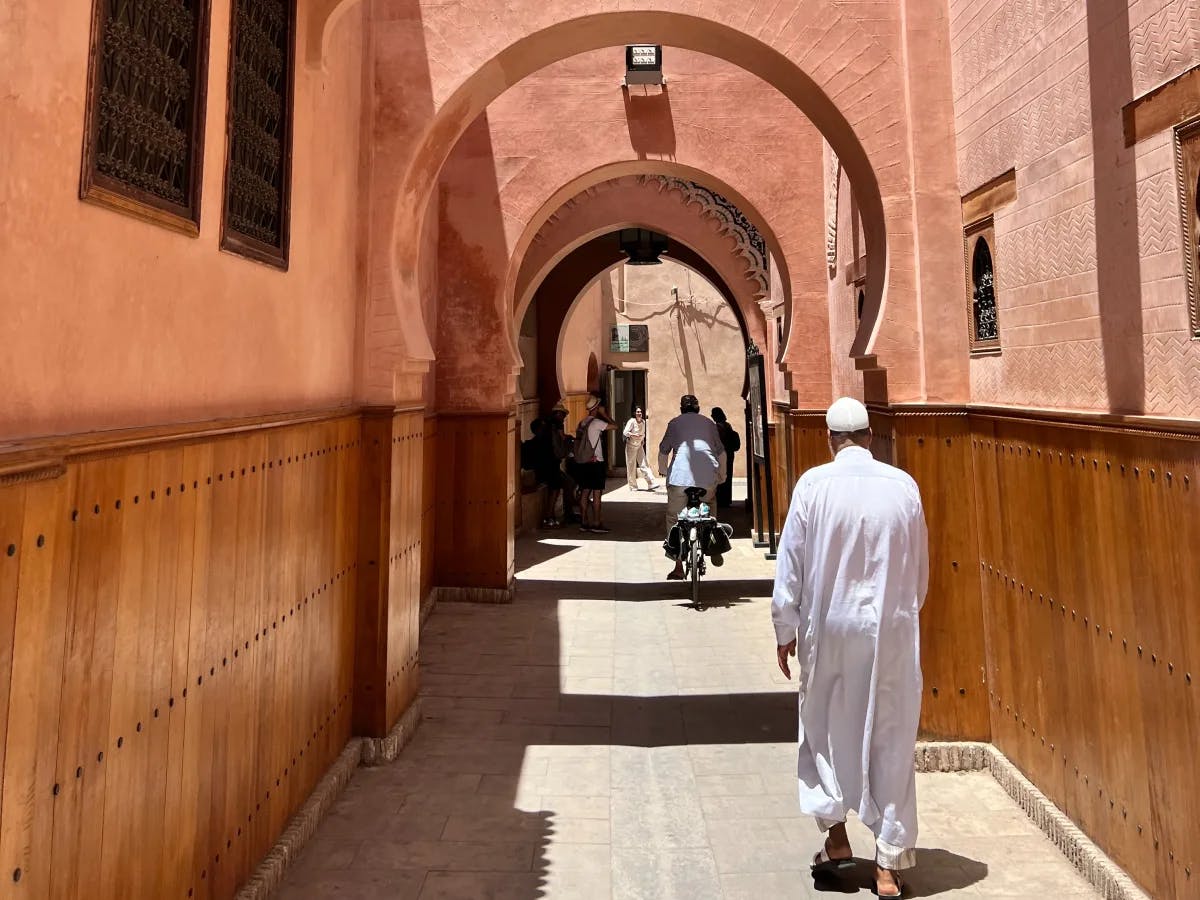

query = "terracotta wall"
[[0, 413, 363, 898], [601, 261, 749, 477], [952, 0, 1200, 415], [0, 2, 366, 440]]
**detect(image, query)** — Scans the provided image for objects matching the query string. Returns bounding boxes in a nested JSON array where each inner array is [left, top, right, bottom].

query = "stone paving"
[[277, 482, 1099, 899]]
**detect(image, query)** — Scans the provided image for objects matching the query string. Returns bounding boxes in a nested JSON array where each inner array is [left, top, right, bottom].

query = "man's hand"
[[777, 639, 797, 679]]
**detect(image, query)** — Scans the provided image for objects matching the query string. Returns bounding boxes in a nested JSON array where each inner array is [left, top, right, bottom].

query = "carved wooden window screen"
[[80, 0, 212, 233], [221, 0, 295, 269], [964, 217, 1001, 353], [1175, 119, 1200, 338]]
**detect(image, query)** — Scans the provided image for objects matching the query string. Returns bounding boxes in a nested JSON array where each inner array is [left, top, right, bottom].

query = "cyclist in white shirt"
[[658, 394, 725, 579]]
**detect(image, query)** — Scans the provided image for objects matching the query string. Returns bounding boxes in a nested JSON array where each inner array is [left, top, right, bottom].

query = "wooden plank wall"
[[432, 413, 516, 592], [386, 410, 423, 725], [891, 413, 990, 740], [973, 413, 1199, 900], [0, 414, 362, 899], [421, 416, 438, 605]]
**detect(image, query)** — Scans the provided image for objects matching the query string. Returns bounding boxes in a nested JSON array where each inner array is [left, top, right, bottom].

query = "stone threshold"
[[915, 742, 1150, 900], [234, 698, 423, 900]]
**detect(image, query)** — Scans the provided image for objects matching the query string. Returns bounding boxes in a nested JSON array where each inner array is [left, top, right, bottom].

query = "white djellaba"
[[771, 397, 929, 870]]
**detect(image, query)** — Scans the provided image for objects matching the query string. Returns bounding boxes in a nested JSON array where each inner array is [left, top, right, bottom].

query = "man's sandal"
[[810, 845, 855, 875], [872, 871, 905, 898]]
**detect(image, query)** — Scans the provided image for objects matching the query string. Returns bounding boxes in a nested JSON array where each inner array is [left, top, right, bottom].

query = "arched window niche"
[[964, 216, 1001, 354]]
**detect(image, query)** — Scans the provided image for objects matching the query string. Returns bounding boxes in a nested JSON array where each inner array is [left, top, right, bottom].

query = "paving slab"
[[276, 482, 1099, 899]]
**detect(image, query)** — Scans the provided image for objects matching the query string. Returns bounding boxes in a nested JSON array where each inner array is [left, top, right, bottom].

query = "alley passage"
[[278, 484, 1097, 899]]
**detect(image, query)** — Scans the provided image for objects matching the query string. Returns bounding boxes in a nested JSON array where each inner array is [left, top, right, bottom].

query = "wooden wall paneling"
[[97, 450, 149, 897], [49, 458, 125, 898], [891, 414, 989, 740], [432, 413, 516, 593], [387, 411, 421, 727], [421, 417, 438, 606], [969, 412, 1200, 899], [159, 442, 209, 899], [0, 482, 25, 878], [1127, 432, 1198, 896], [1, 473, 74, 895], [354, 413, 391, 739]]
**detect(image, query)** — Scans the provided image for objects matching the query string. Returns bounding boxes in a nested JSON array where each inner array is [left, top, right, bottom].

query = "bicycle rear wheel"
[[690, 536, 702, 607]]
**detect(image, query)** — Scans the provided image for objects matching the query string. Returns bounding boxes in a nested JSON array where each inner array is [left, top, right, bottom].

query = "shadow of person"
[[813, 849, 988, 897]]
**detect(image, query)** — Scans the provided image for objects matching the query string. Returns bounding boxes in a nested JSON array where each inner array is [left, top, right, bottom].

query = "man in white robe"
[[771, 397, 928, 898]]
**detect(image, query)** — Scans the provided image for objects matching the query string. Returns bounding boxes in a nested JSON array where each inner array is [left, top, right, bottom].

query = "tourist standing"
[[771, 397, 929, 899], [622, 406, 658, 491]]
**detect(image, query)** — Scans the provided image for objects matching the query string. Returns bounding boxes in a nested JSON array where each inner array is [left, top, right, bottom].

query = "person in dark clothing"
[[545, 404, 580, 524], [712, 407, 741, 509], [530, 418, 563, 527]]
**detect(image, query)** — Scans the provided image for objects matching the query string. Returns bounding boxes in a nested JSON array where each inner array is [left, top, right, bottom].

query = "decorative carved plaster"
[[824, 142, 841, 269], [640, 175, 770, 298]]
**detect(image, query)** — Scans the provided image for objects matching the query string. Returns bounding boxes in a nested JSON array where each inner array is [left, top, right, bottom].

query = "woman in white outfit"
[[622, 407, 658, 491]]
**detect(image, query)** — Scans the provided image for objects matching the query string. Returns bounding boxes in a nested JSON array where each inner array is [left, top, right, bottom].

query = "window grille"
[[964, 217, 1001, 353], [221, 0, 295, 268], [80, 0, 212, 232]]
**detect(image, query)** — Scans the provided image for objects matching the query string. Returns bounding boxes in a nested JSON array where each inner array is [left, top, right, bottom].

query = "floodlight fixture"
[[625, 44, 664, 86]]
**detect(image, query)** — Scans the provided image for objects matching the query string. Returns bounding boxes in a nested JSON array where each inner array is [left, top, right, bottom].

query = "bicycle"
[[673, 486, 732, 608]]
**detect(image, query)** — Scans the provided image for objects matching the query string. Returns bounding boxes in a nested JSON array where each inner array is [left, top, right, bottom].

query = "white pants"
[[624, 439, 655, 488]]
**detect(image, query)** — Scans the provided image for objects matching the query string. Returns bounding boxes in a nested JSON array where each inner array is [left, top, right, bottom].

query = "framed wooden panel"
[[79, 0, 213, 235], [219, 0, 297, 269]]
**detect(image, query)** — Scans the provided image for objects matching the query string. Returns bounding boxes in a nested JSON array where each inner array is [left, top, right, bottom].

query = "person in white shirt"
[[658, 394, 725, 579], [622, 406, 658, 491], [771, 397, 929, 899]]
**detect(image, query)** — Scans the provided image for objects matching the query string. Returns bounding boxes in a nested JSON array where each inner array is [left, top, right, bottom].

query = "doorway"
[[607, 368, 647, 471]]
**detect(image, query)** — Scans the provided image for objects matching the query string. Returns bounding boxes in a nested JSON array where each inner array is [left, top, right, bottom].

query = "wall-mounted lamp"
[[625, 44, 664, 86], [619, 228, 668, 265]]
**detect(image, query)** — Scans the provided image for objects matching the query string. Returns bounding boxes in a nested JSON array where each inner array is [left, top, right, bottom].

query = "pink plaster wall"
[[429, 48, 826, 407], [559, 280, 605, 397], [827, 160, 868, 403], [513, 175, 771, 354], [364, 3, 940, 406], [0, 0, 366, 439], [600, 260, 750, 477], [954, 0, 1200, 416]]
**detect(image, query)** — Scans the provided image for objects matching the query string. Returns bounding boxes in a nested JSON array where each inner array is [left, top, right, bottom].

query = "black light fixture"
[[619, 228, 668, 265], [625, 44, 664, 86]]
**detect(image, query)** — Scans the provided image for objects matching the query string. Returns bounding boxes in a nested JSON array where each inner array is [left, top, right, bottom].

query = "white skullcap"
[[826, 397, 870, 432]]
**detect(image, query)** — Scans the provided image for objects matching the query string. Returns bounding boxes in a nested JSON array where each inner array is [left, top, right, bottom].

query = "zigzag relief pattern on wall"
[[1129, 0, 1200, 96], [958, 66, 1092, 192], [952, 0, 1076, 100], [970, 333, 1200, 415], [997, 203, 1097, 288], [1136, 169, 1182, 256], [970, 341, 1108, 409], [1145, 332, 1200, 415]]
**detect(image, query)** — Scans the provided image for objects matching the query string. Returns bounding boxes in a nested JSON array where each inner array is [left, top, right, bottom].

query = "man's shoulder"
[[797, 455, 919, 490]]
